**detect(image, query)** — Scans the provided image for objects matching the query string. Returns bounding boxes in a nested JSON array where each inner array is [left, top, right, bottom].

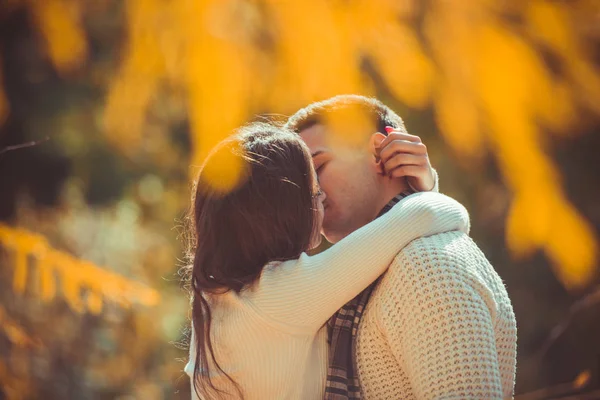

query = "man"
[[285, 95, 517, 399]]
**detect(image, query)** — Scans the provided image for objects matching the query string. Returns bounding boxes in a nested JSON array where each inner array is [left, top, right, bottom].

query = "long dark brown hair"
[[184, 122, 319, 399]]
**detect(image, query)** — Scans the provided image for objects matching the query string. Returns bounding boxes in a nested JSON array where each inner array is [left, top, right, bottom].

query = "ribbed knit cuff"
[[407, 167, 439, 193]]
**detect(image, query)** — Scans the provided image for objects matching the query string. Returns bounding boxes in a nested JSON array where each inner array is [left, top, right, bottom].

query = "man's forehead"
[[298, 112, 375, 148], [298, 124, 329, 154]]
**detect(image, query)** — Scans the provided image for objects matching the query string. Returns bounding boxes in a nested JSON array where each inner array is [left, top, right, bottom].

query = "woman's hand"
[[373, 126, 435, 192]]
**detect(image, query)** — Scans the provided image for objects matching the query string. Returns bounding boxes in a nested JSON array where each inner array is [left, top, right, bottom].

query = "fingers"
[[387, 164, 430, 179], [374, 128, 425, 160], [379, 128, 422, 149], [372, 127, 430, 179], [379, 141, 427, 164], [381, 153, 424, 173]]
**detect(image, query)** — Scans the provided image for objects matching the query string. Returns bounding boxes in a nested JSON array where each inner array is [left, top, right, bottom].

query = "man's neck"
[[374, 177, 411, 216]]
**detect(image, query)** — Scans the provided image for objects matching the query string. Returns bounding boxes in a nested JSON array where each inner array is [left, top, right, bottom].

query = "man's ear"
[[369, 132, 386, 160], [369, 132, 386, 174]]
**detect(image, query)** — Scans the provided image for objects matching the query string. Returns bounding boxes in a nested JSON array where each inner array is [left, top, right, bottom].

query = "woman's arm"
[[249, 192, 470, 331]]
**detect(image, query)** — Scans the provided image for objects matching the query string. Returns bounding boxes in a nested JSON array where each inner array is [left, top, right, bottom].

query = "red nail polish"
[[385, 126, 393, 133]]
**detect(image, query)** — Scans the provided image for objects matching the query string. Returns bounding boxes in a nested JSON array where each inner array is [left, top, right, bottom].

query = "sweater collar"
[[376, 190, 414, 218]]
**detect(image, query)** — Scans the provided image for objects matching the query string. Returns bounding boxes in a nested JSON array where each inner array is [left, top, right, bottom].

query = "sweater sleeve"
[[379, 236, 504, 399], [184, 328, 201, 400], [248, 192, 469, 331], [407, 167, 439, 193]]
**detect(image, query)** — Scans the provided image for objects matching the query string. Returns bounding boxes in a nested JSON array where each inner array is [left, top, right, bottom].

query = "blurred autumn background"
[[0, 0, 599, 399]]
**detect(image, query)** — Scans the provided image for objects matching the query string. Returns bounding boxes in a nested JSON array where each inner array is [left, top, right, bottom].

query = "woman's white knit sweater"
[[185, 192, 470, 399]]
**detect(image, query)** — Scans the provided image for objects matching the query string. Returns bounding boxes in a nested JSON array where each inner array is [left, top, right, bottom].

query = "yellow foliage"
[[426, 3, 484, 159], [0, 359, 30, 400], [0, 305, 39, 349], [0, 306, 37, 399], [182, 0, 256, 171], [37, 257, 56, 301], [199, 138, 249, 194], [0, 1, 598, 289], [28, 0, 87, 74], [0, 223, 160, 314], [365, 22, 434, 109], [266, 0, 364, 109], [473, 23, 597, 289], [433, 84, 483, 160], [574, 369, 591, 389], [545, 199, 598, 288], [324, 106, 376, 148], [103, 0, 166, 154], [527, 0, 573, 55]]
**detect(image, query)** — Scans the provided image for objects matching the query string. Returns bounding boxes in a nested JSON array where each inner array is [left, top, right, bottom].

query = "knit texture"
[[185, 192, 470, 400], [355, 231, 517, 400]]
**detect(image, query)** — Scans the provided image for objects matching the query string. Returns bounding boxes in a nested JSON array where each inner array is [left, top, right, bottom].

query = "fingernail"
[[385, 126, 394, 133]]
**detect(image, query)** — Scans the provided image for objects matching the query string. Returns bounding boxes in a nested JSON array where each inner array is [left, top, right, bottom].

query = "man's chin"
[[321, 228, 344, 244], [308, 235, 323, 250]]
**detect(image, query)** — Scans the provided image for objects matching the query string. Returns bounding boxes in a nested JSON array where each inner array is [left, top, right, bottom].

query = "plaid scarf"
[[323, 191, 413, 400]]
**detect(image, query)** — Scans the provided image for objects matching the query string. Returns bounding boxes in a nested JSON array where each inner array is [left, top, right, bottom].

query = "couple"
[[183, 95, 517, 399]]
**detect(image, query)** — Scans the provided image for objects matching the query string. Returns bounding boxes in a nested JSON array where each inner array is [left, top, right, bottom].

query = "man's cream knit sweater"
[[355, 231, 517, 399]]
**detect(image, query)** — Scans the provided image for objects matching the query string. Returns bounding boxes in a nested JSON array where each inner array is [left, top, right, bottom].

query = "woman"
[[183, 122, 469, 399]]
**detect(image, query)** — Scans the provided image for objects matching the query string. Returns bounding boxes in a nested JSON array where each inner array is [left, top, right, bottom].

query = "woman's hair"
[[184, 122, 320, 399]]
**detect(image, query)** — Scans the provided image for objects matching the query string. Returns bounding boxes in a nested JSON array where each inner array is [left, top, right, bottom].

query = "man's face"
[[300, 124, 379, 243]]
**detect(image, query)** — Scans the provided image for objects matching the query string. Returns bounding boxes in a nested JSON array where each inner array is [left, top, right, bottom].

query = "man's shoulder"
[[366, 230, 499, 323], [373, 230, 491, 293], [393, 230, 481, 263]]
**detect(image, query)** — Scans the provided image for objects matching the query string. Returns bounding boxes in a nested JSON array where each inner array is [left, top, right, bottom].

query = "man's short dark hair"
[[284, 94, 407, 136]]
